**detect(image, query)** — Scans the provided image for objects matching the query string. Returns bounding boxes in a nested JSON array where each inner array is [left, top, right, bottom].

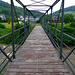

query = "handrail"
[[42, 23, 75, 75], [0, 47, 12, 62], [45, 24, 75, 41], [63, 46, 75, 62], [41, 0, 75, 74], [0, 0, 35, 74], [0, 26, 24, 40]]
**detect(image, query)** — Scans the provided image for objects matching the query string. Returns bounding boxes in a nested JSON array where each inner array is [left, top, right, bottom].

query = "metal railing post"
[[45, 14, 47, 32], [41, 18, 43, 25], [23, 6, 26, 41], [43, 17, 45, 25], [46, 12, 48, 33], [50, 6, 53, 39], [42, 17, 44, 26], [47, 12, 48, 23], [28, 14, 30, 30], [60, 0, 64, 59], [44, 15, 46, 25], [34, 18, 35, 26], [11, 0, 15, 59], [41, 19, 43, 25]]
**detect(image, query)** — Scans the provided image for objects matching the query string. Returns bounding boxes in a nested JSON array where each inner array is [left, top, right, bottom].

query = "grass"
[[0, 23, 16, 28], [64, 11, 75, 17], [0, 27, 11, 37], [36, 23, 40, 26], [0, 22, 35, 44], [1, 23, 11, 28]]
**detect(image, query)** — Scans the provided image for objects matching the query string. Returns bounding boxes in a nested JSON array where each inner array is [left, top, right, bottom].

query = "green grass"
[[64, 11, 75, 17], [0, 22, 34, 44], [36, 23, 40, 26]]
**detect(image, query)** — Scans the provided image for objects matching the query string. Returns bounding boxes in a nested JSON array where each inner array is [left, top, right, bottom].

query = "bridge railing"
[[41, 0, 75, 75], [0, 0, 35, 74]]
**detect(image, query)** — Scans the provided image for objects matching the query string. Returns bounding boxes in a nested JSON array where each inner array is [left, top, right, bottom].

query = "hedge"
[[44, 24, 75, 45], [70, 22, 75, 28], [0, 23, 6, 29]]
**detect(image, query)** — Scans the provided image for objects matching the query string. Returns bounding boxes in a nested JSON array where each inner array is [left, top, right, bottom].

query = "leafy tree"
[[6, 15, 11, 24], [64, 14, 74, 23], [70, 22, 75, 27], [0, 17, 2, 22], [36, 20, 40, 23], [0, 0, 42, 17], [0, 17, 2, 20]]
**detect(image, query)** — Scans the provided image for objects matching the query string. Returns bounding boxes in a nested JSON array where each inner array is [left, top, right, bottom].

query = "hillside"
[[0, 0, 43, 17], [53, 6, 75, 17]]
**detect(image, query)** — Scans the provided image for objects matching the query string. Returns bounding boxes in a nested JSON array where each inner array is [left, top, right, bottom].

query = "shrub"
[[64, 14, 74, 23], [36, 20, 40, 23], [15, 23, 20, 30], [70, 22, 75, 28], [57, 26, 75, 45], [25, 21, 29, 29], [47, 23, 55, 27], [45, 24, 75, 45], [0, 23, 6, 29]]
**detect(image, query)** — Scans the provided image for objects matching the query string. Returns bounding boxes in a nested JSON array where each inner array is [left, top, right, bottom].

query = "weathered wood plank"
[[4, 26, 70, 75]]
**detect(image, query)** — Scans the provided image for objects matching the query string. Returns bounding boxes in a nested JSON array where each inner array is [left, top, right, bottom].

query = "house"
[[25, 16, 39, 21], [25, 16, 28, 21], [35, 17, 39, 21], [18, 15, 39, 22], [0, 14, 6, 20], [29, 16, 34, 21], [19, 15, 23, 19], [25, 16, 34, 21], [49, 16, 60, 23], [18, 15, 24, 20]]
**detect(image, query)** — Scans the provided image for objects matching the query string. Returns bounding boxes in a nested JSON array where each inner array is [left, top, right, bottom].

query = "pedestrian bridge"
[[5, 26, 70, 75], [0, 0, 75, 75]]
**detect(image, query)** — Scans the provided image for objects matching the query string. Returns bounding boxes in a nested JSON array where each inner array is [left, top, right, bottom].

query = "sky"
[[1, 0, 75, 13]]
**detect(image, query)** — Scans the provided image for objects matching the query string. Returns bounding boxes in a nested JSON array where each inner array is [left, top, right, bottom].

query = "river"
[[56, 46, 75, 75]]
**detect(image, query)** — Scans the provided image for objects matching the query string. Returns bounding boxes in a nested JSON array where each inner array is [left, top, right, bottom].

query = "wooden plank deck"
[[5, 26, 70, 75]]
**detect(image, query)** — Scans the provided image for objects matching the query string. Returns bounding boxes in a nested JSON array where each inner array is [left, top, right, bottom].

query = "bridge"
[[0, 0, 75, 75]]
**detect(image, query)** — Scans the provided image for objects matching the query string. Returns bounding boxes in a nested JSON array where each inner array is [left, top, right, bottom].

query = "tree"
[[64, 14, 74, 23], [0, 17, 2, 22], [36, 20, 40, 23], [6, 15, 11, 24]]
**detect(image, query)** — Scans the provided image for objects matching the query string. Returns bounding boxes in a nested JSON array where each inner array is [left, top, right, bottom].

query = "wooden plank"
[[4, 26, 70, 75]]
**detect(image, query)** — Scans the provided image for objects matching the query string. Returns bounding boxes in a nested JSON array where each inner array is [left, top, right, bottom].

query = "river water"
[[56, 46, 75, 75]]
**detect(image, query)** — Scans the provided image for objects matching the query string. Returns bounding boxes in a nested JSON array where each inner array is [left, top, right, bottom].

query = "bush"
[[64, 14, 74, 23], [0, 28, 12, 44], [56, 26, 75, 45], [36, 20, 40, 23], [47, 23, 55, 27], [70, 22, 75, 28], [25, 21, 29, 29], [15, 23, 20, 30], [45, 24, 75, 45], [0, 23, 6, 29]]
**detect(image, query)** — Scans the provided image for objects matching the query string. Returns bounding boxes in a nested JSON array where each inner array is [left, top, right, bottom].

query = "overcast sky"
[[1, 0, 75, 13]]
